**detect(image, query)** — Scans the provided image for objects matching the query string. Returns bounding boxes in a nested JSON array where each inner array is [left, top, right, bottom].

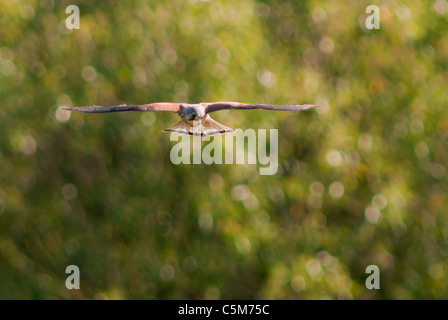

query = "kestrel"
[[64, 102, 317, 136]]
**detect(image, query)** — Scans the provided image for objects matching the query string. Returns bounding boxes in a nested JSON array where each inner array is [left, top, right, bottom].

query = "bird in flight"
[[64, 102, 317, 136]]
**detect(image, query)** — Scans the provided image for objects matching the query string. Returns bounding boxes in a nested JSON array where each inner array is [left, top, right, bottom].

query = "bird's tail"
[[162, 116, 233, 136]]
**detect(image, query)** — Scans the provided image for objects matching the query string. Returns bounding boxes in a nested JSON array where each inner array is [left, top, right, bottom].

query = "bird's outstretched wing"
[[204, 102, 317, 114], [63, 103, 182, 113]]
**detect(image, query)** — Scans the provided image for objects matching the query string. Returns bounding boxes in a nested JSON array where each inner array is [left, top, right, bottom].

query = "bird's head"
[[184, 106, 206, 122]]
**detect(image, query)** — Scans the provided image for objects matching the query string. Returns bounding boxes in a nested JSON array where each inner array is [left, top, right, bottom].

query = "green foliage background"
[[0, 0, 447, 299]]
